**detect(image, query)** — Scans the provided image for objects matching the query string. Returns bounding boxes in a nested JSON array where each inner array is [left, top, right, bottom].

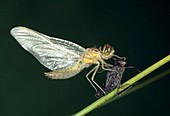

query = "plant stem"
[[73, 54, 170, 116], [102, 68, 170, 107]]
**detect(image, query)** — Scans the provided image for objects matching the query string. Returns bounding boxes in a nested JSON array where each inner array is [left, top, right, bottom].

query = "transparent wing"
[[10, 26, 86, 70]]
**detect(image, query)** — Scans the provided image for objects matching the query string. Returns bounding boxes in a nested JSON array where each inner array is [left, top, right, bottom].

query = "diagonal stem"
[[73, 54, 170, 116]]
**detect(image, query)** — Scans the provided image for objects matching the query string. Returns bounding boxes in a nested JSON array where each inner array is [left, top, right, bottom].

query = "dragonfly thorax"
[[81, 48, 101, 64]]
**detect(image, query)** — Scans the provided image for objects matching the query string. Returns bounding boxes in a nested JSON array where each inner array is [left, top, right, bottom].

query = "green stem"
[[73, 54, 170, 116], [101, 68, 170, 107]]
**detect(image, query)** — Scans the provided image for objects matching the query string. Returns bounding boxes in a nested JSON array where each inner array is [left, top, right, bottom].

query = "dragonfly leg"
[[101, 60, 113, 71], [103, 60, 113, 67], [90, 63, 106, 95], [86, 65, 99, 91], [113, 55, 126, 60]]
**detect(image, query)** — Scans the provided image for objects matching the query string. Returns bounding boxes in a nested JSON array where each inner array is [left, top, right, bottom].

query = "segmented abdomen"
[[44, 62, 89, 79]]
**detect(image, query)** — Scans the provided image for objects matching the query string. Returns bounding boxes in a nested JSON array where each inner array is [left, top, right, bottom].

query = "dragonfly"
[[10, 26, 116, 93], [95, 57, 127, 98]]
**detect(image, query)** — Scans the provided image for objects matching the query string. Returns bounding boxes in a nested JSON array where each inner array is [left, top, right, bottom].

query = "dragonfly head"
[[101, 44, 115, 60]]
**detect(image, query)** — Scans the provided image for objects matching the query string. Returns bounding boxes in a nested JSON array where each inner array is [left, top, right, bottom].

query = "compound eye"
[[103, 44, 112, 53]]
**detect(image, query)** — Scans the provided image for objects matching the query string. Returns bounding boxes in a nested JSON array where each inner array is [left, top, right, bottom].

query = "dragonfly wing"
[[10, 26, 86, 70]]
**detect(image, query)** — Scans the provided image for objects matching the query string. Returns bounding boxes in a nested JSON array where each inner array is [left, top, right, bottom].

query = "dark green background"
[[0, 0, 169, 116]]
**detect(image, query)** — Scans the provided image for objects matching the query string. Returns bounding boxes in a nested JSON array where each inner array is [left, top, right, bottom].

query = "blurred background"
[[0, 0, 169, 116]]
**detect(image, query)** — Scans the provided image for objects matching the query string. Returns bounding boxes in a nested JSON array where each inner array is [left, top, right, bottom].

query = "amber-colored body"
[[45, 44, 115, 93]]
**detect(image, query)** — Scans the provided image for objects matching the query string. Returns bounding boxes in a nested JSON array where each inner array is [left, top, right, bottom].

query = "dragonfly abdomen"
[[44, 62, 88, 79]]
